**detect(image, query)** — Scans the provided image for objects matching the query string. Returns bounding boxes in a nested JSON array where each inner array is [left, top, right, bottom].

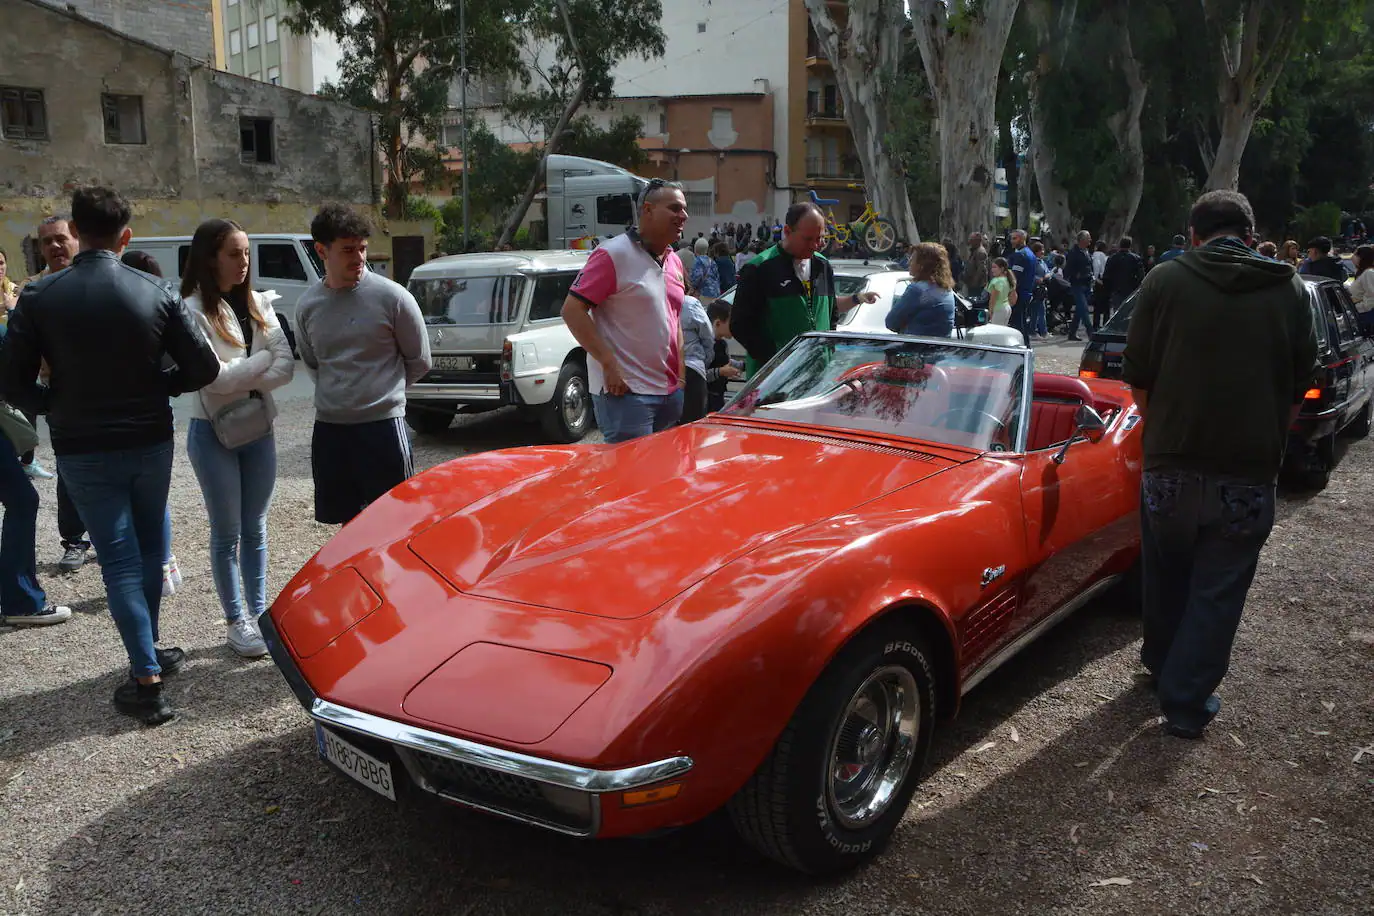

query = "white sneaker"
[[227, 617, 268, 658], [162, 565, 176, 597], [167, 555, 182, 590], [24, 462, 55, 480]]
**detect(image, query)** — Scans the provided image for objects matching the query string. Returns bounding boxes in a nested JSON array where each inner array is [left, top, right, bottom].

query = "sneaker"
[[162, 565, 176, 597], [113, 677, 175, 726], [167, 556, 182, 590], [1, 604, 71, 627], [155, 646, 185, 676], [58, 544, 91, 573], [1162, 695, 1222, 740], [23, 462, 54, 480], [227, 617, 268, 658]]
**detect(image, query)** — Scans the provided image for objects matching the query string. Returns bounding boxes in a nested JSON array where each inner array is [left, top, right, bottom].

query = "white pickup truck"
[[404, 250, 596, 442]]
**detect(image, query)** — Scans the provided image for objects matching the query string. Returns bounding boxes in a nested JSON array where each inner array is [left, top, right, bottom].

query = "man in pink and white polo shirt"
[[562, 179, 689, 443]]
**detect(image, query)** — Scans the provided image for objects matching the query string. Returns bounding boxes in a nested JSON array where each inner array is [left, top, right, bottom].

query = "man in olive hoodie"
[[1123, 189, 1318, 740]]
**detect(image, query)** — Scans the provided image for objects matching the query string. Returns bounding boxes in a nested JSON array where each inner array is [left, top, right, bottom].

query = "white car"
[[405, 250, 595, 441]]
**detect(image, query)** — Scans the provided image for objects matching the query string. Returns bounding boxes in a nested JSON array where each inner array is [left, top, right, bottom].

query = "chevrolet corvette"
[[262, 332, 1144, 874]]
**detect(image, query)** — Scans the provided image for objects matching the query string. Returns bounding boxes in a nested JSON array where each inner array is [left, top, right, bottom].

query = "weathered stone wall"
[[38, 0, 214, 61], [0, 0, 385, 273], [193, 70, 376, 206]]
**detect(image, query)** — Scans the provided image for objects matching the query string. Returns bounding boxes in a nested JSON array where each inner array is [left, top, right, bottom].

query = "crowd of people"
[[0, 188, 430, 727]]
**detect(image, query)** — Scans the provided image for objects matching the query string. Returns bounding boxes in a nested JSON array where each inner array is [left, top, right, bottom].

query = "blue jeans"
[[58, 441, 173, 677], [188, 419, 276, 622], [1140, 470, 1275, 732], [0, 431, 47, 617], [1069, 284, 1092, 337], [1032, 294, 1047, 336], [593, 390, 684, 444]]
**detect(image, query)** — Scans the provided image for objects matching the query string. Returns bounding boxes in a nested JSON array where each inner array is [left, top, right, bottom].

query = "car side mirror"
[[1052, 404, 1108, 464]]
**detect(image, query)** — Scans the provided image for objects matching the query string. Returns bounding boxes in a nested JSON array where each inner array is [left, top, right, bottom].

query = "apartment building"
[[455, 0, 869, 234], [211, 0, 343, 93]]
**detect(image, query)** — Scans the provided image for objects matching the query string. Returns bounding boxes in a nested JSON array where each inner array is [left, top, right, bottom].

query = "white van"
[[129, 233, 324, 353], [404, 250, 594, 442]]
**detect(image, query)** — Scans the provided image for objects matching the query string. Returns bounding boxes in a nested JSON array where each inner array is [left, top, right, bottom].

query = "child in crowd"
[[704, 299, 742, 413], [987, 258, 1015, 326]]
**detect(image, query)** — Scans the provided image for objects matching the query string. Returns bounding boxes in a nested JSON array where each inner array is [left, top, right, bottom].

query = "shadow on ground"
[[42, 597, 1182, 916]]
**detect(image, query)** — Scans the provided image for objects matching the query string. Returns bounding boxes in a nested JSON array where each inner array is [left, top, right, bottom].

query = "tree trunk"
[[1098, 1, 1148, 246], [1025, 74, 1074, 245], [911, 0, 1021, 247], [1017, 149, 1034, 238], [1203, 0, 1301, 191], [805, 0, 920, 245], [1024, 0, 1078, 244], [998, 72, 1018, 229], [497, 79, 588, 249]]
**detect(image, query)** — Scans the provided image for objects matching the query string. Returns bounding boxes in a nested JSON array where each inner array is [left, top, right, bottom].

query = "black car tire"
[[727, 622, 936, 875], [405, 401, 455, 435], [1342, 403, 1371, 440], [540, 361, 593, 443]]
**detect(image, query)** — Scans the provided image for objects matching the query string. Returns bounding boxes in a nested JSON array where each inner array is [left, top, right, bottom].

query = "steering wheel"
[[933, 407, 1010, 449]]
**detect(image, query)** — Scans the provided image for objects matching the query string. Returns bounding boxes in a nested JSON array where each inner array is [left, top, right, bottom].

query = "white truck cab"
[[129, 233, 323, 355], [404, 249, 596, 442]]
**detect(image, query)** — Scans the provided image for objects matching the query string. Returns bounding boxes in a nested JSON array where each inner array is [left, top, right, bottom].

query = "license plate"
[[434, 356, 474, 371], [316, 724, 396, 801]]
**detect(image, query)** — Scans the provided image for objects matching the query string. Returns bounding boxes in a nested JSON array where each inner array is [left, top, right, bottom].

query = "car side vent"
[[700, 423, 940, 462]]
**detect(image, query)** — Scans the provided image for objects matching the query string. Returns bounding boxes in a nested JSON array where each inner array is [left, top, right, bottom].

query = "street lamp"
[[460, 0, 469, 252]]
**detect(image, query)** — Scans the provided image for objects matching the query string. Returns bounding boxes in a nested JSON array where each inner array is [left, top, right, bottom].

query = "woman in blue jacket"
[[886, 243, 957, 338]]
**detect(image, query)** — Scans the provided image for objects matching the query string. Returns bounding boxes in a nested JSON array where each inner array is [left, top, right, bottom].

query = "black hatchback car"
[[1078, 278, 1374, 490]]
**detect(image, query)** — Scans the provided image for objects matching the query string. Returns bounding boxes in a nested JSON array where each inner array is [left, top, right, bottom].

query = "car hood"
[[407, 422, 963, 619]]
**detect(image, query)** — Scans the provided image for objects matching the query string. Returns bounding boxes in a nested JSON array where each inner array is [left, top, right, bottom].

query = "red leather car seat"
[[1028, 374, 1095, 451]]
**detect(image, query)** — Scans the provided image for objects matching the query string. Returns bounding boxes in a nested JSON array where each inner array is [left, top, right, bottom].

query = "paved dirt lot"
[[2, 341, 1371, 915]]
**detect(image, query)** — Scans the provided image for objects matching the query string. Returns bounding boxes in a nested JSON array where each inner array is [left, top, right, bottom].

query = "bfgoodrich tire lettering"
[[727, 623, 937, 874]]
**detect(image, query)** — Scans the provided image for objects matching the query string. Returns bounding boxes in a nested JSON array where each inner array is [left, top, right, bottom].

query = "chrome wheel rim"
[[825, 664, 919, 829], [562, 375, 588, 432]]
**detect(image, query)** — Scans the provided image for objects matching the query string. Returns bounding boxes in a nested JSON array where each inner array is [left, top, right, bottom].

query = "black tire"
[[727, 622, 937, 875], [405, 401, 455, 435], [1342, 403, 1370, 440], [540, 361, 593, 443], [861, 218, 900, 256]]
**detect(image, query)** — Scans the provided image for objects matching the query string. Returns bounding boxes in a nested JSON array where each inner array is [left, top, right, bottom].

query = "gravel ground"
[[2, 340, 1371, 916]]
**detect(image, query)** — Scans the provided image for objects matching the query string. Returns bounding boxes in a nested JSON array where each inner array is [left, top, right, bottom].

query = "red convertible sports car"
[[262, 332, 1144, 875]]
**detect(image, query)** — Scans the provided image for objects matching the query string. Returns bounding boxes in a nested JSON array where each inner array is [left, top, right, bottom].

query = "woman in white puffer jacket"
[[180, 219, 295, 659]]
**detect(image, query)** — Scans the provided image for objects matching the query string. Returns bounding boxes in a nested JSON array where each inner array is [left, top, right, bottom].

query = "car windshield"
[[409, 275, 528, 326], [1104, 293, 1136, 332], [720, 334, 1028, 452]]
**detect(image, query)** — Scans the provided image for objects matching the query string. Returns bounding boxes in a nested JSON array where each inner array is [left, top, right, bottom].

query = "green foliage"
[[404, 196, 445, 233], [286, 0, 529, 217], [886, 44, 941, 236], [560, 114, 648, 170], [1292, 202, 1343, 243]]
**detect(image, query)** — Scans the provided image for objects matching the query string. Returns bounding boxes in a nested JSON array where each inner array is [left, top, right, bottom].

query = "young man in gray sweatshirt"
[[296, 205, 432, 524]]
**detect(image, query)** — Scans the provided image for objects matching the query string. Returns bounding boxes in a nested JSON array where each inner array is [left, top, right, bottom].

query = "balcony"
[[805, 39, 831, 69], [805, 156, 862, 185], [806, 103, 846, 128]]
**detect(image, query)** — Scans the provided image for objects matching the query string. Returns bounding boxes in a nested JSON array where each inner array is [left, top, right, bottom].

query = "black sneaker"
[[156, 647, 185, 676], [1162, 695, 1221, 740], [113, 678, 175, 726]]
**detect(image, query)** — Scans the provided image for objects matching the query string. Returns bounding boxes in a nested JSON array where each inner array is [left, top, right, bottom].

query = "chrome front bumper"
[[259, 613, 692, 837], [405, 383, 503, 402]]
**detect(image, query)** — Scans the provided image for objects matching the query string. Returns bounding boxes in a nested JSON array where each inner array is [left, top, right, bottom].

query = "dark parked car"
[[1078, 278, 1374, 490]]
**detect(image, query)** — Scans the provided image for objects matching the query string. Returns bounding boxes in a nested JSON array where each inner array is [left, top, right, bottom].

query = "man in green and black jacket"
[[730, 202, 878, 374]]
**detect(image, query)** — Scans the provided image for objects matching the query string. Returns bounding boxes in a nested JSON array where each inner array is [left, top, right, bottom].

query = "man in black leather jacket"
[[1, 186, 220, 726]]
